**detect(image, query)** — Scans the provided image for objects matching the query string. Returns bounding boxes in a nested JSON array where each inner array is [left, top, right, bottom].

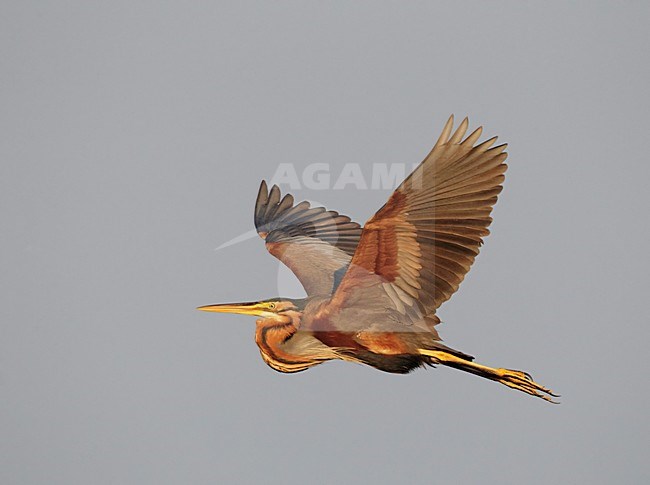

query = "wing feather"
[[254, 181, 363, 296], [327, 116, 508, 337]]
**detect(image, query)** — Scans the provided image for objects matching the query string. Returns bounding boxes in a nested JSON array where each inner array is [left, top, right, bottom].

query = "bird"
[[199, 115, 558, 403]]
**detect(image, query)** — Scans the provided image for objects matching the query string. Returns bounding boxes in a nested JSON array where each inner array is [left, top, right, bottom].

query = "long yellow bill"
[[196, 302, 270, 317]]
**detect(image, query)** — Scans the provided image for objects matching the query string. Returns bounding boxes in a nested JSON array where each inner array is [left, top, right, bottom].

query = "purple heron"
[[199, 116, 557, 402]]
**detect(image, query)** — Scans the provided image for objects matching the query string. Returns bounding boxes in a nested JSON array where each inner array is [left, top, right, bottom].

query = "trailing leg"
[[419, 349, 559, 403]]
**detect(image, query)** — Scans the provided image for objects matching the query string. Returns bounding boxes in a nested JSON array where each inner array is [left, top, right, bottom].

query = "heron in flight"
[[199, 116, 557, 402]]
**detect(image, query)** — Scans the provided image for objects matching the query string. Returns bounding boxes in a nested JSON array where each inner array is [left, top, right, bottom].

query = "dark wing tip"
[[254, 181, 298, 234], [254, 180, 270, 229], [253, 179, 362, 257]]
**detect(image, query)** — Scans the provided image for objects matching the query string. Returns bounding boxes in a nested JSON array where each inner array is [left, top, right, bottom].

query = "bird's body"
[[200, 116, 558, 402]]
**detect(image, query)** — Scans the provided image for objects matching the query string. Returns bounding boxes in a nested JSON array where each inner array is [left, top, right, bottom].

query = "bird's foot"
[[495, 368, 560, 403]]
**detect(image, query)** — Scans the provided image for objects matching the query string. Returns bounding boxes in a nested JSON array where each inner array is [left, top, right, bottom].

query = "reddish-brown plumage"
[[254, 319, 316, 373], [254, 321, 295, 361], [311, 331, 364, 351], [373, 190, 408, 220], [353, 191, 409, 280], [201, 116, 558, 401], [354, 331, 413, 355]]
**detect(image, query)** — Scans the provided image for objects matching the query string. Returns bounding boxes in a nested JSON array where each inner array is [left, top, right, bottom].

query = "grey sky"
[[1, 2, 649, 484]]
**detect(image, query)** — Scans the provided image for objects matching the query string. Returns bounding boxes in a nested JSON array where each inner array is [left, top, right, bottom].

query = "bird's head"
[[197, 297, 307, 318]]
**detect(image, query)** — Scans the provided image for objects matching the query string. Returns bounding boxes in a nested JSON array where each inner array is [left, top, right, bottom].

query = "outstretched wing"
[[254, 181, 363, 296], [329, 116, 508, 331]]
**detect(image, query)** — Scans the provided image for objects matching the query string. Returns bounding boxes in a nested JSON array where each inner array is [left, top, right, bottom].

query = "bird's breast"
[[254, 322, 336, 373]]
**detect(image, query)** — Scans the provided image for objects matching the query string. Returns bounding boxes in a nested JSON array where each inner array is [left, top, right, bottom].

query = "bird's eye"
[[268, 302, 276, 309]]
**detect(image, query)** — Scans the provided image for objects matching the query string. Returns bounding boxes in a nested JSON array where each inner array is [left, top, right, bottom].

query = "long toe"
[[498, 368, 560, 403]]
